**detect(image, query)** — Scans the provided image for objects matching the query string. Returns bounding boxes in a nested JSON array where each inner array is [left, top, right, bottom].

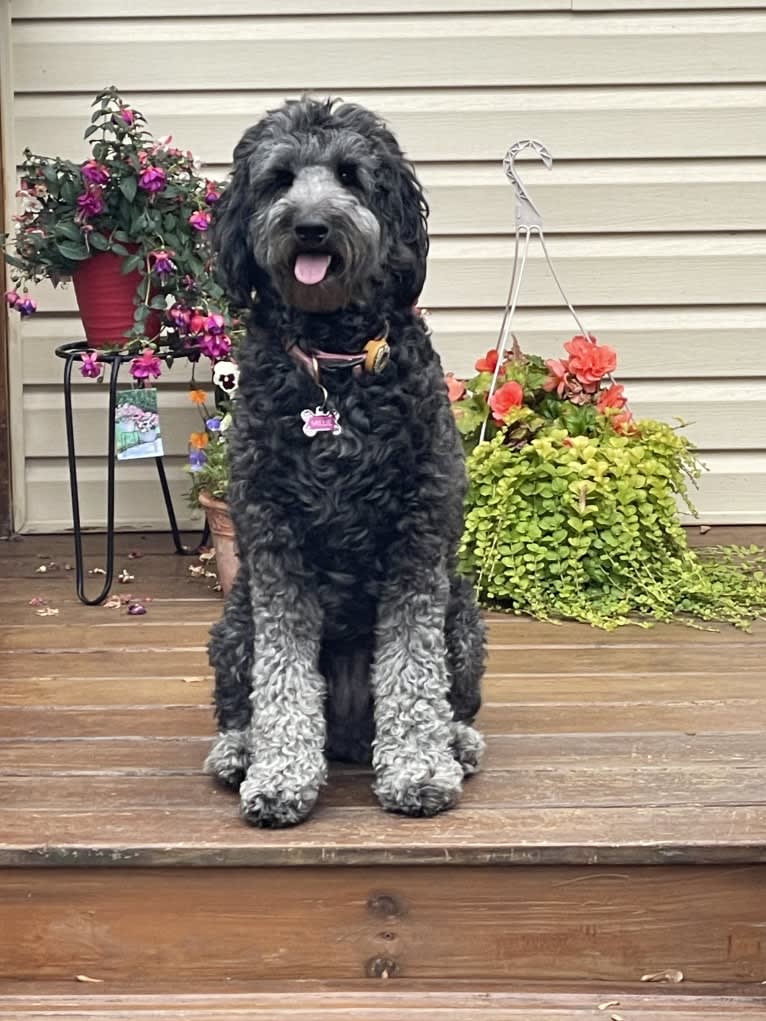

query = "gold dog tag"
[[363, 338, 390, 374]]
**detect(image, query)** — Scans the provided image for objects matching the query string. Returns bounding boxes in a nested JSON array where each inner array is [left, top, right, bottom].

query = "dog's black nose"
[[295, 221, 329, 246]]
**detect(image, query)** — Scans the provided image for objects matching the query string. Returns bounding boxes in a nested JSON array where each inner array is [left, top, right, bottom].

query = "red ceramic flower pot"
[[72, 251, 161, 348]]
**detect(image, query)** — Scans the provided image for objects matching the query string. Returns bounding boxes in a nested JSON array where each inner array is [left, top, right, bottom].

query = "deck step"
[[0, 987, 764, 1020]]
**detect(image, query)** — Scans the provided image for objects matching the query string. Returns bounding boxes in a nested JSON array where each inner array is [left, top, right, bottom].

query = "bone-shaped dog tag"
[[301, 406, 342, 437]]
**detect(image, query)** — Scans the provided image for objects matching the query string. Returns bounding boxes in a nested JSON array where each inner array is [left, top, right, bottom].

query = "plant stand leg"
[[155, 455, 209, 553], [63, 349, 121, 606]]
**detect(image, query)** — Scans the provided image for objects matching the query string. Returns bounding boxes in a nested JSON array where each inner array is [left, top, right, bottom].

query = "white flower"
[[213, 360, 240, 395], [219, 412, 233, 433], [16, 189, 42, 216]]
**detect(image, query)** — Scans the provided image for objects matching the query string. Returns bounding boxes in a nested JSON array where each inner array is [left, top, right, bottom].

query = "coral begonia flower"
[[543, 358, 570, 397], [445, 373, 466, 403], [190, 431, 209, 449], [597, 382, 628, 413], [189, 389, 208, 405], [489, 380, 524, 423], [612, 411, 636, 435], [564, 334, 617, 386], [475, 349, 499, 374]]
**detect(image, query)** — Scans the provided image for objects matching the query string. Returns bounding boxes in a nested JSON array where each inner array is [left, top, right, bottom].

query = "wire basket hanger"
[[480, 139, 593, 443]]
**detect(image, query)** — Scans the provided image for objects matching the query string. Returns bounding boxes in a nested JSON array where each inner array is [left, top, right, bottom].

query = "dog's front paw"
[[239, 752, 327, 828], [374, 750, 464, 818], [450, 722, 486, 776], [204, 729, 250, 790]]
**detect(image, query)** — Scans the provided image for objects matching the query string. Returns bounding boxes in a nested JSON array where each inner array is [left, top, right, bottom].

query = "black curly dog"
[[204, 97, 486, 827]]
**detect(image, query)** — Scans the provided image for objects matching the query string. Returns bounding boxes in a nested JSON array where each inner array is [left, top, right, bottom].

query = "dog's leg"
[[371, 558, 465, 817], [237, 548, 327, 828], [445, 573, 487, 775], [204, 564, 254, 790]]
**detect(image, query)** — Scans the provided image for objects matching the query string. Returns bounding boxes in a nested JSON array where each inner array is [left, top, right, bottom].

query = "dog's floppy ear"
[[210, 128, 261, 308], [377, 148, 429, 308]]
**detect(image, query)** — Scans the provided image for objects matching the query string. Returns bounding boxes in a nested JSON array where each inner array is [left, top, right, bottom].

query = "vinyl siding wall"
[[5, 0, 766, 530]]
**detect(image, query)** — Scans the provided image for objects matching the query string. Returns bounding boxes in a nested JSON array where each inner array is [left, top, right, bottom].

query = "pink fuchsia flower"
[[149, 249, 176, 275], [564, 334, 617, 386], [200, 332, 232, 360], [4, 290, 19, 307], [129, 349, 163, 380], [543, 358, 570, 398], [445, 373, 465, 403], [189, 210, 211, 231], [204, 313, 225, 334], [138, 166, 167, 193], [81, 160, 110, 186], [118, 107, 135, 126], [168, 304, 192, 331], [597, 382, 628, 413], [80, 351, 102, 379], [475, 349, 499, 375], [76, 187, 105, 220], [489, 380, 524, 423], [204, 180, 221, 204], [15, 296, 37, 317]]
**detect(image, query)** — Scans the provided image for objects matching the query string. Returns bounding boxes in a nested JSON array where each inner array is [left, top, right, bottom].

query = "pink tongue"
[[294, 253, 331, 285]]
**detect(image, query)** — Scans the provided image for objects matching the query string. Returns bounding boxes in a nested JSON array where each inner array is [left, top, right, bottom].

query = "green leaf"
[[84, 124, 99, 138], [111, 243, 130, 257], [121, 253, 144, 274], [119, 176, 138, 203], [89, 232, 109, 251], [56, 240, 90, 261], [55, 221, 85, 242]]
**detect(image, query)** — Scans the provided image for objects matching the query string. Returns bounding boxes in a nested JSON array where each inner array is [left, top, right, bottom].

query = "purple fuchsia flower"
[[118, 107, 135, 126], [204, 180, 221, 204], [188, 449, 208, 471], [129, 349, 163, 380], [150, 249, 176, 275], [80, 351, 102, 379], [168, 303, 192, 332], [199, 333, 232, 360], [76, 187, 105, 220], [189, 210, 211, 231], [204, 313, 225, 335], [138, 166, 167, 193], [4, 290, 19, 307], [15, 296, 37, 317], [81, 160, 110, 186]]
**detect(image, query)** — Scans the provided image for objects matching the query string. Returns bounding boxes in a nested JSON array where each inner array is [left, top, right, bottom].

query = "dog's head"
[[211, 98, 428, 314]]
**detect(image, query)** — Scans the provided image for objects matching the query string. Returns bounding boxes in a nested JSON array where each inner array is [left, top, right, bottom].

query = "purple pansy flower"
[[81, 160, 110, 186], [80, 351, 101, 379], [138, 166, 167, 193], [130, 349, 163, 380], [199, 332, 232, 360], [206, 417, 222, 432], [189, 210, 211, 231], [188, 449, 208, 471]]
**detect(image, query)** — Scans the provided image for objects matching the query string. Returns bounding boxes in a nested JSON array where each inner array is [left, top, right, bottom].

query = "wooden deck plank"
[[2, 865, 765, 982]]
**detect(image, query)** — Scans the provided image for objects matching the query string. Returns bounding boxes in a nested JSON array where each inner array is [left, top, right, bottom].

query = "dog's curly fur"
[[204, 97, 486, 827]]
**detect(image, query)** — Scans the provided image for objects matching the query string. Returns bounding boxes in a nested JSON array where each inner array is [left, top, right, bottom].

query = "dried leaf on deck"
[[28, 596, 48, 607], [103, 595, 122, 609], [35, 565, 48, 573], [75, 975, 104, 984], [118, 569, 135, 584], [641, 969, 684, 983], [89, 567, 107, 576], [35, 607, 59, 616], [598, 1003, 620, 1011]]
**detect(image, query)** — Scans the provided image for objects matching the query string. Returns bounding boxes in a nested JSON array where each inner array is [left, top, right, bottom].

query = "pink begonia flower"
[[81, 160, 110, 186], [80, 351, 102, 379], [138, 166, 167, 193], [150, 249, 176, 275], [189, 210, 211, 231], [200, 333, 232, 360], [129, 349, 163, 380], [543, 358, 570, 398], [76, 188, 105, 219]]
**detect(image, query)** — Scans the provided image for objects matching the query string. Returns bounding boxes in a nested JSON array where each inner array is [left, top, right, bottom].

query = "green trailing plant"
[[451, 337, 766, 630]]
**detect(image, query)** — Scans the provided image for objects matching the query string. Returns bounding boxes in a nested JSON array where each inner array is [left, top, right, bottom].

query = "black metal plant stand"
[[55, 341, 208, 605]]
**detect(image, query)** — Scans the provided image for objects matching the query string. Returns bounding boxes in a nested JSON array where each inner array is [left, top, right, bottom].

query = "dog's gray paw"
[[450, 721, 485, 776], [204, 729, 250, 790], [239, 753, 327, 828], [374, 751, 464, 818]]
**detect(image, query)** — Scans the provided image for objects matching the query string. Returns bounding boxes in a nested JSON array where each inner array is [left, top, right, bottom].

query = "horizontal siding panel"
[[20, 307, 766, 383], [13, 0, 569, 14], [20, 454, 766, 532], [23, 382, 766, 455], [575, 1, 766, 9], [15, 87, 766, 163], [23, 458, 201, 533], [23, 236, 766, 313], [12, 14, 766, 90], [426, 307, 766, 381]]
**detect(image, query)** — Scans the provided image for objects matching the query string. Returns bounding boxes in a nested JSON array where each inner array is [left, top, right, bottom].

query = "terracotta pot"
[[72, 251, 161, 348], [198, 491, 239, 596]]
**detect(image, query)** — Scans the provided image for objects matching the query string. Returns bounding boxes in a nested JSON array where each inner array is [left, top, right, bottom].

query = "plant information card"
[[115, 387, 165, 460]]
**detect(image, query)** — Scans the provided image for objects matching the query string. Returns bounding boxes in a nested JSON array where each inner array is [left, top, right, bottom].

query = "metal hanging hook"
[[502, 139, 553, 230]]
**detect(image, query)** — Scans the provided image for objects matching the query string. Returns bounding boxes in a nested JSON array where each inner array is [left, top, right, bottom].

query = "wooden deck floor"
[[1, 530, 765, 868]]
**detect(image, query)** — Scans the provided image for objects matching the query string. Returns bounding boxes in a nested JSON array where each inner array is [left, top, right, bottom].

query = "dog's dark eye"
[[337, 162, 358, 187], [272, 169, 294, 192]]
